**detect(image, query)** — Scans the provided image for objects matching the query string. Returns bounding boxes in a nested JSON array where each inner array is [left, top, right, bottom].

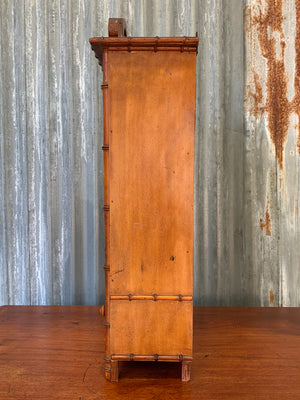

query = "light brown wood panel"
[[108, 51, 196, 295], [109, 300, 193, 356]]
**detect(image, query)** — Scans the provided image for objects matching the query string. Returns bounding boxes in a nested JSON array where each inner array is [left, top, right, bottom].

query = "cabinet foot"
[[181, 361, 191, 382], [104, 360, 119, 382], [110, 360, 119, 382]]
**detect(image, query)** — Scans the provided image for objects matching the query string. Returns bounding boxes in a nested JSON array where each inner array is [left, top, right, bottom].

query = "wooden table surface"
[[0, 306, 300, 400]]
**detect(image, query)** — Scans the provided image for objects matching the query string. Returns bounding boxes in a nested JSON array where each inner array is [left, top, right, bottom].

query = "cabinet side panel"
[[108, 51, 196, 295], [110, 300, 193, 356]]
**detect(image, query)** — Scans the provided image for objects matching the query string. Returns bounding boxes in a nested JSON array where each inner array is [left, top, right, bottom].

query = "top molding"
[[90, 19, 199, 67]]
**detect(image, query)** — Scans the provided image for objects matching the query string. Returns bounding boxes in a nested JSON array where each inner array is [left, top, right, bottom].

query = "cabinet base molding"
[[110, 354, 192, 362], [104, 355, 192, 382]]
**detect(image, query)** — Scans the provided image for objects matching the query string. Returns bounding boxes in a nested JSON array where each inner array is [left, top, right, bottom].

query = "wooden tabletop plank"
[[0, 306, 300, 399]]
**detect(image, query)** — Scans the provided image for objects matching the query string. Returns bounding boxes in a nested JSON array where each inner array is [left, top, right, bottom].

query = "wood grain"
[[108, 50, 196, 296], [109, 300, 192, 355], [1, 306, 300, 399]]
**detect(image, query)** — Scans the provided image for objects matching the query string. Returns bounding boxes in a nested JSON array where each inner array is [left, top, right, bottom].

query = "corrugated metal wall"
[[1, 0, 299, 306], [245, 0, 300, 306]]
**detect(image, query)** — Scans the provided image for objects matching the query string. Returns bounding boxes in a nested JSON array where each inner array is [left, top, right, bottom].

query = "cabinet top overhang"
[[89, 36, 199, 66]]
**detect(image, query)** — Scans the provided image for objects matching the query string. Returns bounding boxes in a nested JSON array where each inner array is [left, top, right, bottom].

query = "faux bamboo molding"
[[101, 48, 111, 379], [110, 294, 192, 302], [89, 37, 199, 66], [110, 354, 192, 362]]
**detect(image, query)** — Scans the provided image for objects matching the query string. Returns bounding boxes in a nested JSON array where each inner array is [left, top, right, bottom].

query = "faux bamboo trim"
[[90, 36, 199, 66], [90, 36, 198, 48], [102, 144, 109, 151], [102, 49, 110, 359], [110, 354, 193, 362], [110, 294, 192, 301], [108, 46, 197, 52]]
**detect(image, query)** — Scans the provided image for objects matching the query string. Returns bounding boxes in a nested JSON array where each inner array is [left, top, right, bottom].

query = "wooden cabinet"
[[90, 19, 198, 382]]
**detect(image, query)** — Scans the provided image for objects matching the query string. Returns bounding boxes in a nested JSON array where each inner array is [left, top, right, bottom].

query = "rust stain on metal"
[[253, 0, 289, 170], [294, 0, 300, 154], [247, 0, 298, 170], [260, 201, 271, 236], [269, 289, 275, 306], [247, 70, 264, 118]]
